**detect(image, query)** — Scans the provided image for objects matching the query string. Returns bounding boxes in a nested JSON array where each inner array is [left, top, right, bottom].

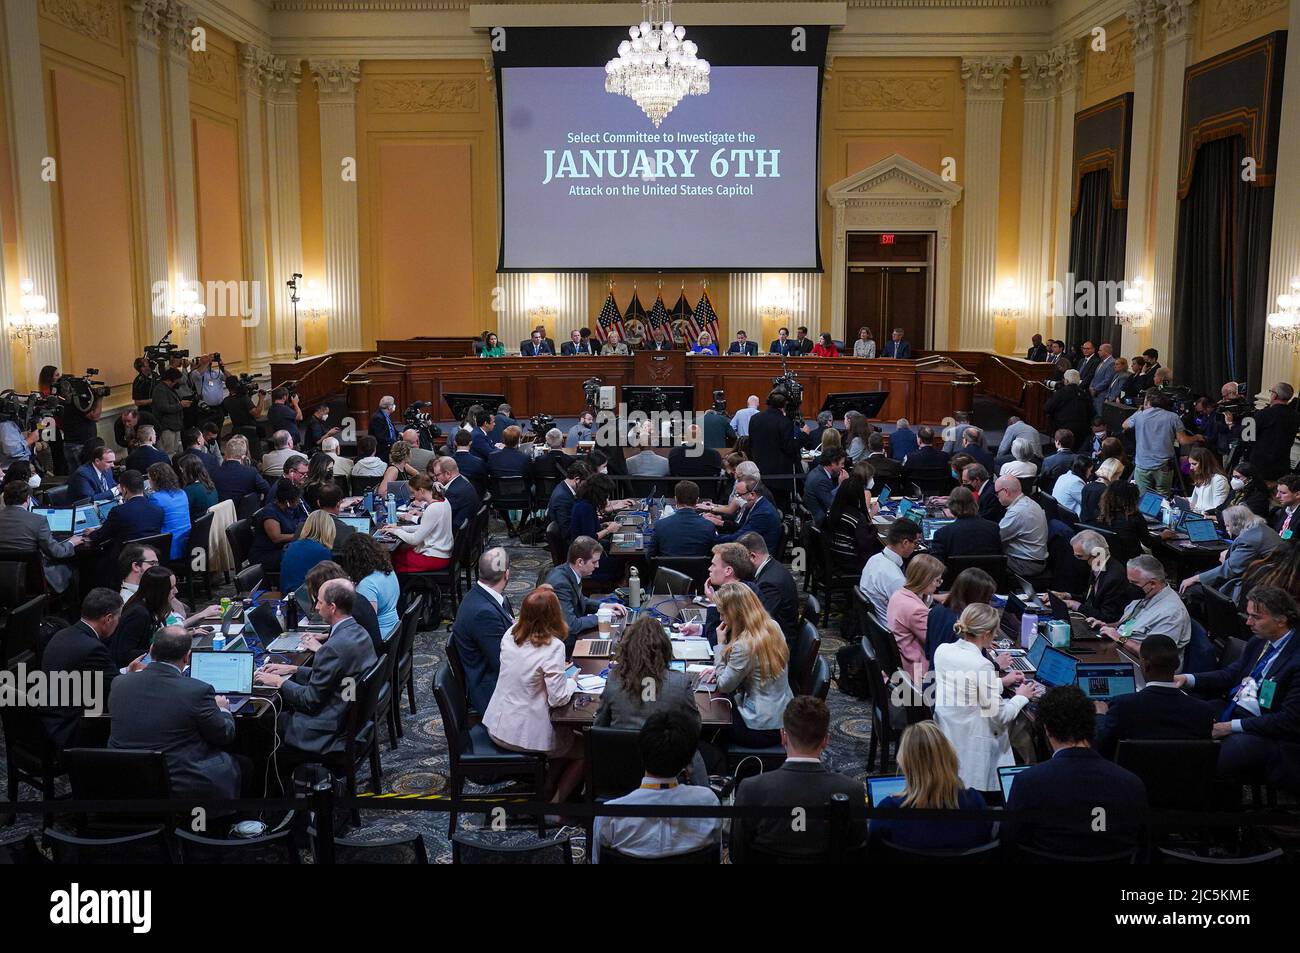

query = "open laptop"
[[1179, 518, 1225, 548], [189, 650, 256, 713], [573, 638, 613, 658], [998, 765, 1031, 802], [922, 517, 955, 542], [338, 514, 374, 535], [31, 507, 75, 536], [1032, 645, 1079, 688], [1047, 592, 1104, 641], [95, 497, 120, 519], [72, 504, 100, 532], [1138, 490, 1165, 521], [867, 775, 908, 807], [1003, 633, 1050, 674], [1076, 662, 1140, 701]]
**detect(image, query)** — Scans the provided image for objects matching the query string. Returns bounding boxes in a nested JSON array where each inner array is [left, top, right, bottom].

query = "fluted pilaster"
[[311, 59, 362, 353]]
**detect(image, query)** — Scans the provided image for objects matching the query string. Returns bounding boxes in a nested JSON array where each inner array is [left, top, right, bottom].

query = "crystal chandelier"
[[1113, 276, 1152, 328], [1266, 276, 1300, 353], [170, 275, 207, 333], [605, 0, 709, 127], [6, 278, 59, 352]]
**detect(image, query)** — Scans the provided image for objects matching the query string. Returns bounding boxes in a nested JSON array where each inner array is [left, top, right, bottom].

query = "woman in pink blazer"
[[481, 586, 585, 803], [886, 554, 945, 683]]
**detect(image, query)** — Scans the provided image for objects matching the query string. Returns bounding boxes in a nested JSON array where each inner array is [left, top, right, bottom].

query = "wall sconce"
[[1114, 276, 1152, 329], [300, 279, 329, 325], [170, 274, 207, 333], [1266, 276, 1300, 353], [6, 278, 59, 352], [990, 278, 1024, 323]]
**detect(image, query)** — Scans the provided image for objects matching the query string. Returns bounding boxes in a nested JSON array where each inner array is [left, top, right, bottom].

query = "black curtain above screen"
[[1067, 168, 1126, 353], [1172, 136, 1275, 396]]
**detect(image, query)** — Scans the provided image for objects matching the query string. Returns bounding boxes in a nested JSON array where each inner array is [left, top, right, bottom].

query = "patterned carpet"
[[0, 514, 872, 864]]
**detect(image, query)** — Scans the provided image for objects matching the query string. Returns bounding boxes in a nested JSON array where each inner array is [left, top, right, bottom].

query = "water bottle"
[[628, 566, 642, 610], [386, 492, 397, 526], [363, 489, 374, 513], [284, 593, 299, 633], [212, 629, 226, 652]]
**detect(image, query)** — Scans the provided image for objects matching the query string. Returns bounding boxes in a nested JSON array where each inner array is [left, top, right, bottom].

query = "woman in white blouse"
[[933, 603, 1038, 798], [1186, 447, 1230, 514], [381, 474, 453, 573], [998, 436, 1040, 480], [852, 326, 876, 358], [482, 587, 584, 803]]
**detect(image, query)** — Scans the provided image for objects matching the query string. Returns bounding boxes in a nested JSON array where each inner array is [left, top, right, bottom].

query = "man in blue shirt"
[[1122, 389, 1202, 496]]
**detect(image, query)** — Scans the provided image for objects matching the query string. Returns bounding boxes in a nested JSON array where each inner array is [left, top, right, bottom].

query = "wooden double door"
[[845, 232, 932, 348]]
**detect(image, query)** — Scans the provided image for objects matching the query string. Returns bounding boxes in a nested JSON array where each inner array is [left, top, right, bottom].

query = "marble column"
[[1259, 0, 1300, 394], [1018, 53, 1058, 347], [237, 45, 276, 366], [126, 0, 172, 342], [1, 0, 63, 375], [1049, 41, 1082, 343], [265, 61, 303, 361], [311, 59, 362, 353], [959, 56, 1013, 351], [1149, 0, 1197, 369], [162, 1, 202, 353], [1121, 0, 1162, 356]]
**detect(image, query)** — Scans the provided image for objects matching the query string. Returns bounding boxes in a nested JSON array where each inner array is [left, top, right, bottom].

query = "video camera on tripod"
[[0, 390, 63, 432], [403, 400, 443, 447], [54, 369, 110, 414], [771, 356, 805, 424], [143, 330, 188, 375]]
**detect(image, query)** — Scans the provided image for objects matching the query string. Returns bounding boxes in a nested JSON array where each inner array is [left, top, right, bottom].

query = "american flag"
[[622, 289, 648, 346], [669, 291, 696, 345], [595, 288, 623, 342], [694, 285, 720, 341], [647, 292, 669, 342]]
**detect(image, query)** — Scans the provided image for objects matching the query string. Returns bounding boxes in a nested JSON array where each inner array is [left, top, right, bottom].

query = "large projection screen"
[[493, 27, 828, 272]]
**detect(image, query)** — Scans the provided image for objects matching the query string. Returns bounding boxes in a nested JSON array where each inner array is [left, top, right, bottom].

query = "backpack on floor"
[[834, 642, 873, 699]]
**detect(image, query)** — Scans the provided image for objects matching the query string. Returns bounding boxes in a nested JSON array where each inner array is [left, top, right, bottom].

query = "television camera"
[[54, 369, 111, 413]]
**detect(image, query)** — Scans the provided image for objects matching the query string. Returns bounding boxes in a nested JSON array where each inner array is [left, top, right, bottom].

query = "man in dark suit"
[[1026, 334, 1048, 362], [1076, 340, 1100, 389], [487, 425, 532, 489], [741, 531, 800, 648], [38, 588, 124, 749], [560, 329, 596, 356], [1248, 383, 1300, 480], [1272, 474, 1299, 538], [488, 403, 519, 443], [255, 579, 379, 757], [450, 547, 514, 712], [793, 326, 815, 355], [668, 427, 723, 479], [544, 536, 627, 649], [449, 429, 487, 494], [368, 395, 400, 461], [958, 427, 996, 475], [712, 474, 782, 554], [648, 482, 718, 558], [1182, 506, 1282, 604], [1047, 339, 1072, 380], [928, 487, 1002, 561], [769, 327, 799, 357], [881, 328, 912, 359], [108, 626, 242, 799], [69, 445, 119, 502], [1039, 429, 1078, 490], [531, 430, 571, 484], [1095, 634, 1215, 760], [86, 469, 163, 584], [1004, 685, 1148, 858], [432, 455, 481, 532], [700, 408, 735, 450], [730, 698, 865, 862], [315, 482, 357, 555], [746, 391, 801, 498], [901, 425, 950, 474], [0, 481, 84, 593], [1177, 585, 1300, 792], [521, 329, 556, 356], [801, 448, 845, 527], [212, 434, 270, 505], [726, 330, 758, 355], [962, 463, 1004, 522], [546, 460, 590, 539], [865, 433, 904, 486], [123, 425, 171, 473], [469, 408, 496, 462]]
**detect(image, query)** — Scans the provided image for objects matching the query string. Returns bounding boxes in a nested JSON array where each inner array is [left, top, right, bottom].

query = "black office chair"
[[648, 555, 710, 593], [545, 521, 566, 567], [789, 620, 821, 696], [940, 554, 1009, 592], [225, 519, 255, 570], [0, 830, 42, 864], [486, 474, 531, 536], [388, 595, 423, 740], [1114, 740, 1220, 813], [174, 509, 215, 600], [235, 491, 264, 520], [61, 748, 174, 835], [1, 594, 44, 665], [43, 483, 73, 507], [432, 663, 546, 836], [444, 636, 471, 711], [316, 829, 430, 864], [585, 727, 644, 805], [174, 828, 300, 864], [599, 842, 721, 864], [1, 666, 66, 824], [801, 592, 821, 628], [44, 827, 172, 864], [1015, 844, 1137, 863], [451, 830, 573, 864], [350, 475, 382, 499], [1157, 847, 1285, 865], [808, 656, 831, 700], [906, 466, 956, 498], [126, 533, 172, 566], [233, 563, 265, 598], [875, 839, 1001, 864]]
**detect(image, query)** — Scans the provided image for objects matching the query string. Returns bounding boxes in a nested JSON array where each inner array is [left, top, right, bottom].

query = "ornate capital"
[[238, 43, 288, 95], [1126, 0, 1162, 54], [1161, 0, 1198, 42], [1020, 53, 1056, 98], [126, 0, 168, 47], [310, 59, 361, 103], [961, 56, 1014, 99], [1047, 40, 1082, 93], [161, 0, 196, 61]]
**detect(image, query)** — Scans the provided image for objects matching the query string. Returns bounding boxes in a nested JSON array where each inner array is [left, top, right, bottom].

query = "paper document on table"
[[672, 640, 713, 661], [575, 675, 607, 694]]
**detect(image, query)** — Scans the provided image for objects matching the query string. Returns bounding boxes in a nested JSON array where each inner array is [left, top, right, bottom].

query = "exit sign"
[[880, 233, 896, 245]]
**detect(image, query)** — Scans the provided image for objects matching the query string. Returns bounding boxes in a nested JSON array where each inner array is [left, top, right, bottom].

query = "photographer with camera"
[[131, 356, 157, 409], [0, 396, 56, 471], [304, 402, 340, 452], [48, 365, 108, 474], [222, 373, 265, 433], [189, 353, 229, 430], [151, 369, 189, 455], [266, 386, 302, 445]]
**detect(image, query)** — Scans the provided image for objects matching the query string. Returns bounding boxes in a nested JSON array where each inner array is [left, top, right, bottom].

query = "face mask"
[[1231, 477, 1246, 491], [27, 473, 41, 489]]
